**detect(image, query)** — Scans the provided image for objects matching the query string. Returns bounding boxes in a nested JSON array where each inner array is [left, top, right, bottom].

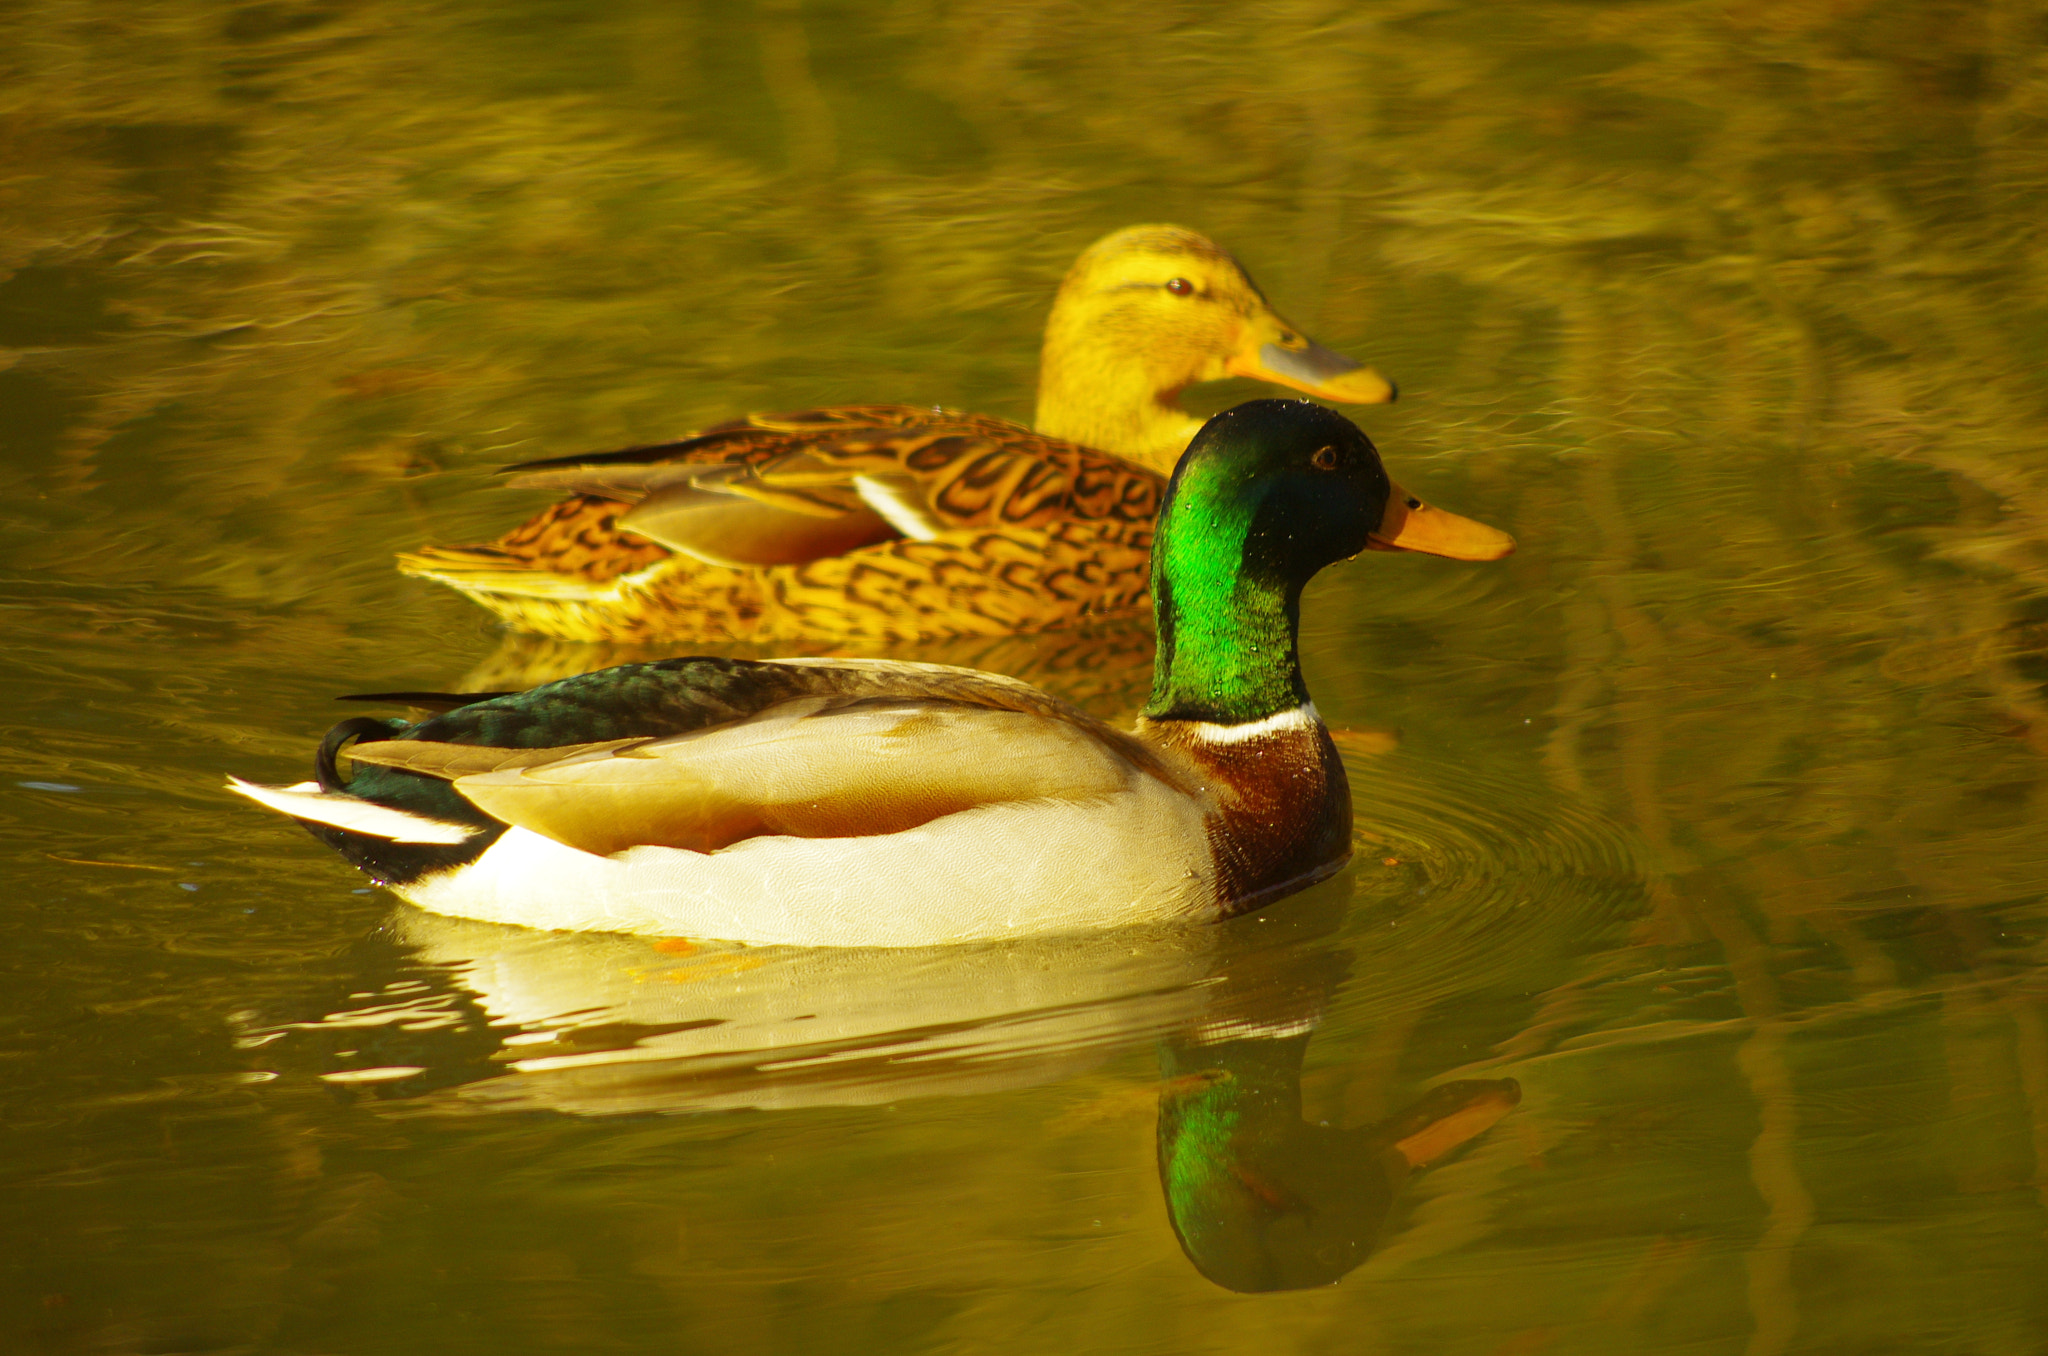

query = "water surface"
[[4, 2, 2047, 1352]]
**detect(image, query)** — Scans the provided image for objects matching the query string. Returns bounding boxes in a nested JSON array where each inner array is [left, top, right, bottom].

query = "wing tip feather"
[[225, 775, 479, 845]]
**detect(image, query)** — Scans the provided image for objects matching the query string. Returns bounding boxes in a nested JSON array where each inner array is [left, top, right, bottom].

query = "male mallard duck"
[[233, 400, 1512, 947], [399, 225, 1400, 643]]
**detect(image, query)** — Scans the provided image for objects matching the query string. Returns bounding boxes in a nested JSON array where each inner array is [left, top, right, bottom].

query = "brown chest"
[[1162, 722, 1353, 916]]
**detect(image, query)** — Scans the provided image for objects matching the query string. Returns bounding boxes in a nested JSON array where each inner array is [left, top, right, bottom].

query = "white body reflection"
[[392, 909, 1225, 1115]]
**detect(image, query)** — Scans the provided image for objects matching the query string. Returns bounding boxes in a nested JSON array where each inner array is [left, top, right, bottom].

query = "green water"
[[5, 0, 2047, 1350]]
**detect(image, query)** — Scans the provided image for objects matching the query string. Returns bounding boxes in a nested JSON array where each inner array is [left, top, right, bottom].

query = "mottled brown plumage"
[[401, 408, 1163, 641]]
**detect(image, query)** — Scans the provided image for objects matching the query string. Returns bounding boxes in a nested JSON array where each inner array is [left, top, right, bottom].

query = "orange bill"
[[1391, 1083, 1522, 1169], [1367, 481, 1516, 560], [1224, 315, 1398, 405]]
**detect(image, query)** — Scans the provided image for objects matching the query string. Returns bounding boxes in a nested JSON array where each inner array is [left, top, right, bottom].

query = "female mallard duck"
[[234, 400, 1512, 947], [399, 225, 1401, 643]]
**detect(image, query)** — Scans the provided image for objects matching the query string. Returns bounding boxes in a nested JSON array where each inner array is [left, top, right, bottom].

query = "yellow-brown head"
[[1035, 225, 1396, 472]]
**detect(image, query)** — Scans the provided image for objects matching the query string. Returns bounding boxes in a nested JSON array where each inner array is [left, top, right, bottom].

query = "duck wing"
[[499, 405, 946, 483], [477, 407, 1162, 571], [345, 658, 1190, 858]]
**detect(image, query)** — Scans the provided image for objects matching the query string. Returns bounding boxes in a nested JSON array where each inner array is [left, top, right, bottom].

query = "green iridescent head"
[[1143, 399, 1392, 724]]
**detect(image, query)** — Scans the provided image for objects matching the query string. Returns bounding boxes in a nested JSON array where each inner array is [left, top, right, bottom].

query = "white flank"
[[225, 777, 478, 845], [1184, 702, 1320, 745], [399, 779, 1216, 948]]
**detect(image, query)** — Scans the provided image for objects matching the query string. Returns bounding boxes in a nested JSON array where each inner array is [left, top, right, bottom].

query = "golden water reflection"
[[4, 0, 2048, 1350], [256, 883, 1529, 1294]]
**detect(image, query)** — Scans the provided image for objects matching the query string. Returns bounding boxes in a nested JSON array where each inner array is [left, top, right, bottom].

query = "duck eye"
[[1164, 277, 1194, 296], [1311, 446, 1340, 471], [1407, 496, 1421, 509]]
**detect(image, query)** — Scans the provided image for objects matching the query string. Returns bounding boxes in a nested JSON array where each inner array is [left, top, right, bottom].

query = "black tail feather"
[[316, 717, 407, 792]]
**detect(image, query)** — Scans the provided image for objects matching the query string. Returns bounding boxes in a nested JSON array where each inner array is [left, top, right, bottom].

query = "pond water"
[[4, 1, 2047, 1351]]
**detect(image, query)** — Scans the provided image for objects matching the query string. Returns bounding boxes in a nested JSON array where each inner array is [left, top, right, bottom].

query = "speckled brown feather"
[[399, 406, 1164, 642], [452, 495, 671, 584]]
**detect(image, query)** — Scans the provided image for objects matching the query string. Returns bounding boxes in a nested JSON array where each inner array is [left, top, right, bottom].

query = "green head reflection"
[[1157, 1028, 1519, 1293]]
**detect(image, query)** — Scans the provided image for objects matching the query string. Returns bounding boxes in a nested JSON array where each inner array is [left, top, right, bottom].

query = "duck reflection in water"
[[275, 886, 1519, 1293], [1156, 947, 1518, 1292]]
